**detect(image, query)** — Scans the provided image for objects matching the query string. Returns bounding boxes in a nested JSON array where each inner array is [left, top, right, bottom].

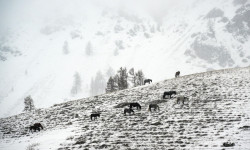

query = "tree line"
[[106, 67, 145, 93]]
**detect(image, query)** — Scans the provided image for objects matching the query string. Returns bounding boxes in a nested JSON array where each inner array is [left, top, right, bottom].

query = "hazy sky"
[[0, 0, 192, 33]]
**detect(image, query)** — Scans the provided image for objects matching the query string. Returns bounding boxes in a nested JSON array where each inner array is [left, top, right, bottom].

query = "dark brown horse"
[[144, 79, 152, 85], [175, 71, 180, 78], [163, 91, 177, 99], [130, 102, 141, 110], [124, 108, 134, 115], [29, 123, 43, 132], [148, 104, 160, 112], [91, 113, 100, 120]]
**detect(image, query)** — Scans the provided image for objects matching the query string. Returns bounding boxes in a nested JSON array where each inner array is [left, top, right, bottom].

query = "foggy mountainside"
[[0, 0, 250, 117], [0, 67, 250, 149]]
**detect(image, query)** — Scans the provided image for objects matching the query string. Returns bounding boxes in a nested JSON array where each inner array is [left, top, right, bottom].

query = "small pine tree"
[[63, 41, 69, 55], [85, 41, 93, 56], [71, 72, 82, 96], [23, 95, 35, 112], [118, 67, 128, 90], [106, 77, 118, 93], [90, 71, 106, 96]]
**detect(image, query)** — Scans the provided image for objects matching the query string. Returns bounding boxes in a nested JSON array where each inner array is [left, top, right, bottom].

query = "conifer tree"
[[85, 41, 93, 56], [63, 41, 69, 55], [23, 95, 35, 112], [71, 72, 82, 96], [106, 77, 118, 93], [118, 67, 128, 90]]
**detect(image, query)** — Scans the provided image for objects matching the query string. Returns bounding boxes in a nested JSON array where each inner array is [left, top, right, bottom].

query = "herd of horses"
[[29, 71, 183, 132], [92, 90, 188, 119]]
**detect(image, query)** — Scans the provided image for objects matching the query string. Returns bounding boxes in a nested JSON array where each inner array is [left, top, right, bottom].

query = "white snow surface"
[[0, 0, 250, 117], [0, 66, 250, 149]]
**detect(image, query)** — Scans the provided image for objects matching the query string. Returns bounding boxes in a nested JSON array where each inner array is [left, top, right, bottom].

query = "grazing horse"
[[177, 96, 188, 104], [148, 104, 160, 112], [175, 71, 180, 78], [130, 102, 141, 110], [144, 79, 152, 85], [91, 113, 100, 120], [163, 91, 177, 99], [29, 123, 43, 132], [124, 108, 134, 115]]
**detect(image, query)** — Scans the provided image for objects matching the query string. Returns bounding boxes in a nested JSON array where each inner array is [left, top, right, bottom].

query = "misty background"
[[0, 0, 249, 117]]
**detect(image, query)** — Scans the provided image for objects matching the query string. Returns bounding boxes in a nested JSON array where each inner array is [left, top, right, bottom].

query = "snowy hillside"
[[0, 0, 250, 117], [0, 66, 250, 149]]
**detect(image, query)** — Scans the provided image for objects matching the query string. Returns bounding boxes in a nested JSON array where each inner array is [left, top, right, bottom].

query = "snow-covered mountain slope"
[[0, 67, 250, 149], [0, 0, 250, 118]]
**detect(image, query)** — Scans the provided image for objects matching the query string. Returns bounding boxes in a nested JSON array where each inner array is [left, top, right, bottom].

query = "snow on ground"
[[0, 66, 250, 149], [1, 0, 250, 118], [0, 127, 74, 150]]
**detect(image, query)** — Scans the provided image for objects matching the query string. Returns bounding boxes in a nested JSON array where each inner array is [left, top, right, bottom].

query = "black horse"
[[144, 79, 152, 85], [130, 102, 141, 110], [163, 91, 177, 99], [124, 108, 134, 115], [29, 123, 43, 132], [175, 71, 180, 78], [91, 113, 100, 120], [177, 96, 188, 104], [148, 104, 160, 112]]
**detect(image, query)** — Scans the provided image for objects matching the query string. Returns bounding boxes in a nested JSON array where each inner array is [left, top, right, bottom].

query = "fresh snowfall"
[[1, 0, 250, 117], [0, 0, 250, 149], [0, 66, 250, 149]]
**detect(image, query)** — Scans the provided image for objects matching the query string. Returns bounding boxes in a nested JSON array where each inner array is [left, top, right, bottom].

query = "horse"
[[91, 113, 100, 120], [124, 108, 134, 115], [130, 102, 141, 110], [144, 79, 152, 85], [163, 91, 177, 99], [29, 123, 43, 132], [177, 96, 188, 104], [175, 71, 180, 78], [148, 104, 160, 112]]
